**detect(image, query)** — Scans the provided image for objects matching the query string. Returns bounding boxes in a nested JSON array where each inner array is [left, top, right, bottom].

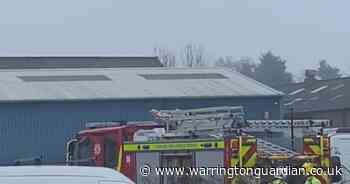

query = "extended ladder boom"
[[151, 106, 244, 122], [151, 106, 245, 134]]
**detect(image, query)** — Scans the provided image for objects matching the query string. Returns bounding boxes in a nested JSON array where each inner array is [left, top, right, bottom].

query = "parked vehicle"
[[0, 166, 134, 184], [317, 128, 350, 184]]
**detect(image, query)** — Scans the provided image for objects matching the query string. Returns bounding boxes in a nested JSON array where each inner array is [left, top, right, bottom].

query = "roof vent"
[[332, 84, 345, 90], [310, 85, 328, 94], [330, 94, 343, 101], [18, 75, 112, 82], [288, 88, 305, 96], [139, 73, 228, 80]]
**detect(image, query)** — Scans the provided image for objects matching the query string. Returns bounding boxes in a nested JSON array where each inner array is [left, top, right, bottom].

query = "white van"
[[323, 128, 350, 183], [329, 133, 350, 183], [0, 166, 134, 184]]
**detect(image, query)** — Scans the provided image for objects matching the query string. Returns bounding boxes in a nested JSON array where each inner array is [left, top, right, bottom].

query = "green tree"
[[254, 51, 293, 88], [215, 56, 256, 79], [317, 59, 342, 80]]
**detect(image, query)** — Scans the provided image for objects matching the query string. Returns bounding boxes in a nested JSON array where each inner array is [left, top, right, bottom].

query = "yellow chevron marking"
[[244, 152, 257, 168]]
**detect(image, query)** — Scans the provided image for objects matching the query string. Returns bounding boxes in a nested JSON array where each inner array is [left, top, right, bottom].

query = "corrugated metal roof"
[[279, 77, 350, 112], [0, 67, 283, 102]]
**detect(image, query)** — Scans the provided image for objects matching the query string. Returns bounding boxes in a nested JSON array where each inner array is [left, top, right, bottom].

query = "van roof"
[[0, 166, 132, 183]]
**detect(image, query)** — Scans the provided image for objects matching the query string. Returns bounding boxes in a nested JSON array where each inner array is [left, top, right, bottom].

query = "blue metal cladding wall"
[[0, 96, 280, 165]]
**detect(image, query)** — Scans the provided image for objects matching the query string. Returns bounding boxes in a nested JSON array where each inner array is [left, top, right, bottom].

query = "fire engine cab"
[[66, 121, 163, 169]]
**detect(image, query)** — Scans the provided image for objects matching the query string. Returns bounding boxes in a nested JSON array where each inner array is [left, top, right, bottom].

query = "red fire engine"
[[66, 106, 337, 184]]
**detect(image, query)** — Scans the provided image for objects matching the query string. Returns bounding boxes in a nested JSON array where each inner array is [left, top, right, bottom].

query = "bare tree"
[[154, 47, 176, 67], [215, 56, 235, 68], [215, 56, 256, 79], [182, 44, 206, 67]]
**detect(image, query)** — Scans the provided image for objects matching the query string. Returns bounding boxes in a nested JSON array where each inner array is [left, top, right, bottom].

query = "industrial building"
[[0, 58, 283, 164], [279, 70, 350, 127]]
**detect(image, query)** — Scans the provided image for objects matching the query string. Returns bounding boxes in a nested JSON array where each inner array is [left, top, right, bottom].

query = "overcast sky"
[[0, 0, 349, 76]]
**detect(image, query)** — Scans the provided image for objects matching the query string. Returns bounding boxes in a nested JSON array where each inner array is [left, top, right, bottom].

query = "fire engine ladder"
[[244, 120, 330, 159], [151, 106, 244, 122], [246, 120, 331, 129], [245, 120, 331, 160], [256, 138, 300, 159], [151, 107, 331, 161], [150, 106, 245, 135], [151, 106, 331, 136]]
